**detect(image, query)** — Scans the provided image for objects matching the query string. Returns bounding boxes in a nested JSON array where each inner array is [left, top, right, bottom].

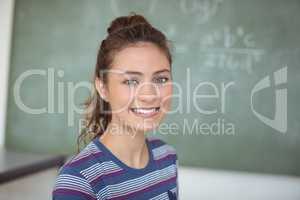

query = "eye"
[[153, 77, 169, 84], [123, 79, 139, 86]]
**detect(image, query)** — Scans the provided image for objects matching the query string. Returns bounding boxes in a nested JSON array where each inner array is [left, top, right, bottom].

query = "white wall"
[[0, 0, 15, 148], [0, 168, 58, 200], [179, 167, 300, 200]]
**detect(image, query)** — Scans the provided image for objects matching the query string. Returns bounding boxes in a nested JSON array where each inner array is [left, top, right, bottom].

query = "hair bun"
[[107, 13, 152, 35]]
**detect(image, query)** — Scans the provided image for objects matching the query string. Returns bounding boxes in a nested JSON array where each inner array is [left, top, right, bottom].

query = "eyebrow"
[[123, 69, 170, 76]]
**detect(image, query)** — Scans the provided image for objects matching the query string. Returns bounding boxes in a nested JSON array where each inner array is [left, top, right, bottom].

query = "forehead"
[[110, 42, 170, 75]]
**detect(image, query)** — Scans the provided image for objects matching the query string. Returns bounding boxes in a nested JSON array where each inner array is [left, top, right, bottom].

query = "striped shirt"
[[52, 136, 179, 200]]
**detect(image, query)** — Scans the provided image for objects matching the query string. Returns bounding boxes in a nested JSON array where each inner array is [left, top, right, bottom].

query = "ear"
[[95, 77, 108, 102]]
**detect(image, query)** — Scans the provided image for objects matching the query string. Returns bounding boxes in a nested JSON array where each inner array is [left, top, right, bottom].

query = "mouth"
[[130, 107, 160, 118]]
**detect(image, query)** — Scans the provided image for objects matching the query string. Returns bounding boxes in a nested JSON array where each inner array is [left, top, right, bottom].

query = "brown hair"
[[77, 13, 173, 152]]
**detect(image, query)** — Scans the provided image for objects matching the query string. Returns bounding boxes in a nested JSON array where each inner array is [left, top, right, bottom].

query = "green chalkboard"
[[6, 0, 300, 176]]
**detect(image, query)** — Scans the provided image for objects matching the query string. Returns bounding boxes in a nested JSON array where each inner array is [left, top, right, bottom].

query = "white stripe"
[[71, 151, 91, 162], [97, 166, 174, 199], [81, 161, 121, 181], [149, 192, 169, 200], [170, 186, 177, 193], [152, 144, 176, 160], [81, 161, 116, 176], [155, 150, 176, 160], [88, 143, 102, 154], [83, 161, 119, 175], [72, 143, 102, 161], [147, 136, 163, 142], [55, 174, 92, 190], [55, 174, 95, 195], [98, 164, 176, 199]]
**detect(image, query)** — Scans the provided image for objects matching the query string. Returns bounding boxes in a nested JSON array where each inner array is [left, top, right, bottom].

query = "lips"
[[130, 107, 160, 118]]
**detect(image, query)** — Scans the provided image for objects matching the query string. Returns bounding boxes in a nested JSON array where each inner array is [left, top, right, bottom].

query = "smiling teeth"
[[131, 108, 159, 114]]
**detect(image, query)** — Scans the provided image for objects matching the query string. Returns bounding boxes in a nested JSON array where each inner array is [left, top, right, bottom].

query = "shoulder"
[[52, 141, 103, 199], [61, 141, 103, 171], [53, 166, 97, 199], [147, 136, 178, 162], [147, 136, 180, 195]]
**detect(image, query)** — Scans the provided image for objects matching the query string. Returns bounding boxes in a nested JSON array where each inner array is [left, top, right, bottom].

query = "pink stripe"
[[66, 152, 103, 167], [53, 188, 96, 200], [155, 154, 176, 163], [149, 140, 164, 146], [91, 169, 124, 185], [109, 176, 177, 200]]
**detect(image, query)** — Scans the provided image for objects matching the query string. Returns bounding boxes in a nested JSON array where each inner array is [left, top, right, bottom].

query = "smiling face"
[[95, 42, 173, 134]]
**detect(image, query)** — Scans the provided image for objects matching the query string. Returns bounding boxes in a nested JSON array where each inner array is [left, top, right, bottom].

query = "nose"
[[136, 82, 159, 103]]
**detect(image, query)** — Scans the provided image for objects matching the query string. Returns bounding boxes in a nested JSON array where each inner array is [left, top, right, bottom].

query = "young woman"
[[52, 13, 178, 200]]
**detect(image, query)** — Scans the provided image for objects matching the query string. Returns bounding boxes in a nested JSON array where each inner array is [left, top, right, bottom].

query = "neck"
[[99, 118, 149, 169]]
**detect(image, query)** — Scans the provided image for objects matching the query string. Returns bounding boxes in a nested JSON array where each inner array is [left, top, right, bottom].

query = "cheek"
[[160, 85, 173, 110], [109, 85, 133, 111]]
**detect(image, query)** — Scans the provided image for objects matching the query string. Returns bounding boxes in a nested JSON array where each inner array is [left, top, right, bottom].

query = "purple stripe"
[[109, 176, 177, 200], [149, 140, 164, 147], [66, 152, 103, 167], [91, 169, 124, 185], [53, 188, 96, 200], [148, 138, 161, 142], [155, 154, 176, 163]]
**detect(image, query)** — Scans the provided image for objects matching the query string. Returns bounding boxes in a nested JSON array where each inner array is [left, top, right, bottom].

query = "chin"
[[132, 121, 160, 133]]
